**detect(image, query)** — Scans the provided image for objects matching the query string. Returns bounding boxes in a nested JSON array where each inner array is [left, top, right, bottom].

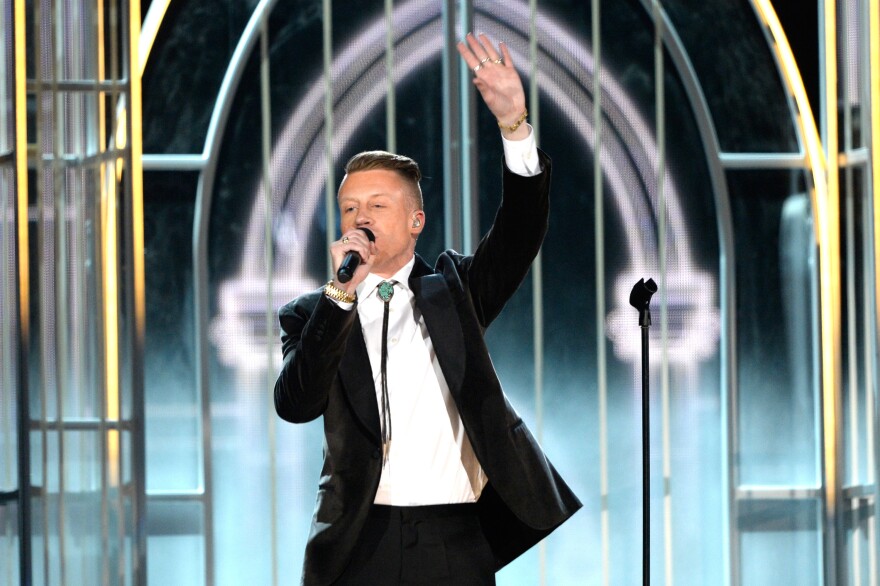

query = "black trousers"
[[334, 503, 496, 585]]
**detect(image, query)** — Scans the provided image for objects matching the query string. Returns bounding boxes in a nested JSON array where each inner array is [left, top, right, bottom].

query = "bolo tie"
[[377, 280, 395, 463]]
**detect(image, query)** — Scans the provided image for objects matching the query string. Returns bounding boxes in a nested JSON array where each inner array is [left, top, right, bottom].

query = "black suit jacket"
[[275, 151, 582, 585]]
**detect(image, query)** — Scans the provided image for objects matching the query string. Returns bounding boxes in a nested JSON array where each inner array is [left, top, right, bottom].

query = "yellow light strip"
[[14, 0, 29, 338], [96, 0, 112, 425], [103, 161, 120, 483], [872, 0, 880, 331], [820, 0, 841, 524], [104, 0, 148, 484], [130, 0, 147, 383], [99, 0, 119, 487], [753, 0, 841, 534], [752, 0, 828, 229]]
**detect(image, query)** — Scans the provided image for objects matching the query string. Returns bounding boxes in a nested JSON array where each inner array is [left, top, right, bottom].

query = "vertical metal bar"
[[124, 0, 147, 578], [99, 161, 110, 586], [101, 3, 115, 583], [114, 0, 129, 576], [31, 0, 53, 581], [94, 0, 112, 582], [0, 0, 17, 566], [844, 29, 861, 576], [653, 3, 673, 585], [193, 66, 218, 586], [259, 16, 278, 586], [528, 3, 541, 437], [458, 0, 476, 253], [323, 0, 335, 279], [193, 136, 218, 585], [592, 1, 610, 585], [867, 170, 878, 583], [12, 0, 32, 581], [868, 211, 879, 586], [441, 0, 462, 252], [526, 2, 546, 584], [819, 0, 844, 582], [50, 0, 70, 580], [385, 0, 396, 153], [70, 0, 87, 452], [859, 0, 879, 563], [98, 133, 110, 585], [724, 223, 740, 586], [868, 0, 880, 581], [528, 0, 540, 149]]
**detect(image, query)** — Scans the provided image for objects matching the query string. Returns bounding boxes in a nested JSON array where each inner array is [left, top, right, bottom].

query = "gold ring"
[[479, 56, 490, 64], [473, 63, 484, 73], [493, 58, 503, 64], [342, 236, 349, 244]]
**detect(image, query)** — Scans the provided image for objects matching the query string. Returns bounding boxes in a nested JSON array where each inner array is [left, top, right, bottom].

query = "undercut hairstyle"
[[343, 150, 424, 210]]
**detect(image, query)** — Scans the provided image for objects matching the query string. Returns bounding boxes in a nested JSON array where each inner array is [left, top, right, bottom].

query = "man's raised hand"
[[456, 33, 529, 140]]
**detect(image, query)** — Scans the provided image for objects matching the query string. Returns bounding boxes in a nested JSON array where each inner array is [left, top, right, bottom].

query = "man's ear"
[[411, 211, 425, 235]]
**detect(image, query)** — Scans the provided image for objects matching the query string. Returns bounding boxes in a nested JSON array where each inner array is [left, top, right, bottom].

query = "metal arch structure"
[[211, 0, 720, 373], [135, 0, 870, 584], [208, 3, 723, 582], [188, 0, 726, 584]]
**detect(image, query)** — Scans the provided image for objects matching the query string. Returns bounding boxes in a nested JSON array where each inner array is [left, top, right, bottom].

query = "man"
[[274, 33, 581, 585]]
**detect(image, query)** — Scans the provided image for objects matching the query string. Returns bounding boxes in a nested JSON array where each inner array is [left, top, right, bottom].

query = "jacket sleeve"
[[273, 292, 359, 423], [465, 149, 552, 327]]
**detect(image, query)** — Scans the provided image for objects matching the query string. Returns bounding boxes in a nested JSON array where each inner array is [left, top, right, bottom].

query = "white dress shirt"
[[357, 261, 485, 505], [333, 131, 541, 505]]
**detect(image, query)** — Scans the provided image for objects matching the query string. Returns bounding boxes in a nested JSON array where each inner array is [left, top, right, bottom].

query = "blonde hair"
[[343, 150, 423, 209]]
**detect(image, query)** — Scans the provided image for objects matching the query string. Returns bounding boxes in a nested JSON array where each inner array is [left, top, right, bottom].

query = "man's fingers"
[[456, 41, 478, 69], [336, 231, 372, 260], [349, 235, 374, 253], [459, 33, 511, 76], [499, 42, 514, 68], [465, 33, 489, 62], [469, 33, 506, 66], [478, 33, 501, 62]]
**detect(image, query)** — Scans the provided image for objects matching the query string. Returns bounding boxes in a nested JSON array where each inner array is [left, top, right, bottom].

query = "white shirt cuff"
[[326, 296, 355, 311], [501, 124, 541, 177]]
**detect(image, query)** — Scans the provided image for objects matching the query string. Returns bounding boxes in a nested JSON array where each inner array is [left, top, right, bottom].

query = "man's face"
[[337, 169, 425, 278]]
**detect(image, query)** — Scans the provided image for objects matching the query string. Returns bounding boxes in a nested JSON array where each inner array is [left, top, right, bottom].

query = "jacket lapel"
[[410, 257, 466, 397], [338, 314, 381, 446]]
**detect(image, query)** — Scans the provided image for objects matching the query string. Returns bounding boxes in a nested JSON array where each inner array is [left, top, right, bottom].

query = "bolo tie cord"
[[378, 281, 395, 464]]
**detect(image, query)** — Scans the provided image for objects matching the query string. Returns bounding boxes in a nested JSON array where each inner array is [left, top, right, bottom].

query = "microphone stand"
[[629, 277, 657, 586]]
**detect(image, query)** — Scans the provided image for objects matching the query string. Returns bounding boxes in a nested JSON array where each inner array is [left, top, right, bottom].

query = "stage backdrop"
[[132, 0, 870, 584]]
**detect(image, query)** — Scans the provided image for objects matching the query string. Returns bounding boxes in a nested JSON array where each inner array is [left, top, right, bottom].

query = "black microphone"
[[336, 227, 375, 283]]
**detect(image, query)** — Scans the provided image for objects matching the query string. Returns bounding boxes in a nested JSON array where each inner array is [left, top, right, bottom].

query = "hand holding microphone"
[[336, 227, 375, 284]]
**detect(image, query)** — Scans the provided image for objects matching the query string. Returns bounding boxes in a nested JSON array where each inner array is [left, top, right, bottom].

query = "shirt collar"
[[356, 255, 416, 299]]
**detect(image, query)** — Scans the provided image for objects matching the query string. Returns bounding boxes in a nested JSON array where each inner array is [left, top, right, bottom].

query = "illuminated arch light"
[[211, 0, 719, 371]]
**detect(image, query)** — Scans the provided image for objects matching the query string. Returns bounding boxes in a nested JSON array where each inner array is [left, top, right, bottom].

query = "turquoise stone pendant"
[[378, 281, 394, 302]]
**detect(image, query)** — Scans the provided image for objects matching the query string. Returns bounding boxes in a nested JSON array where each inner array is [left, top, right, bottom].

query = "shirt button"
[[391, 337, 398, 344]]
